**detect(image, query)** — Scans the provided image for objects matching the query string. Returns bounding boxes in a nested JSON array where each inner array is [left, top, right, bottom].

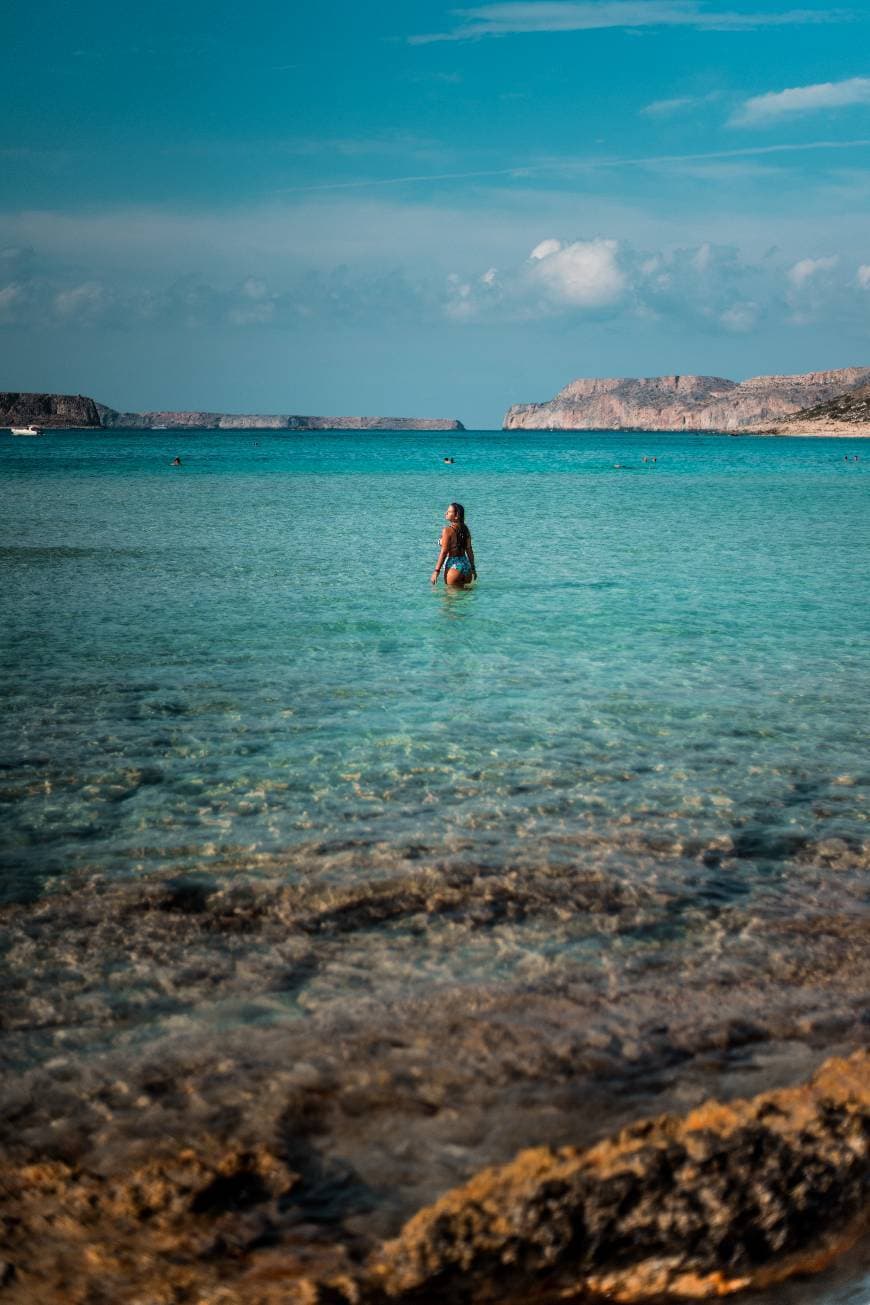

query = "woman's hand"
[[430, 570, 440, 585]]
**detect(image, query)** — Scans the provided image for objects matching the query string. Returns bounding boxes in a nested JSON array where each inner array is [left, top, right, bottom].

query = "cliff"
[[747, 382, 870, 436], [95, 405, 464, 431], [0, 392, 102, 428], [1, 393, 463, 432], [504, 366, 870, 432]]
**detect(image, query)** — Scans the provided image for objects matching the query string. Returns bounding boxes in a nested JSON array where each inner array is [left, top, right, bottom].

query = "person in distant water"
[[171, 456, 182, 466], [431, 502, 476, 588], [443, 456, 454, 464]]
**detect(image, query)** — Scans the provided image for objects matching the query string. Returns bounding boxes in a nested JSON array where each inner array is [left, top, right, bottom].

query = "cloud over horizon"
[[3, 219, 870, 344], [445, 235, 870, 333]]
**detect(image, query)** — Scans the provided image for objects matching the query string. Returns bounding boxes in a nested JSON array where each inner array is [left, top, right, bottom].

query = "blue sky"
[[3, 0, 870, 426]]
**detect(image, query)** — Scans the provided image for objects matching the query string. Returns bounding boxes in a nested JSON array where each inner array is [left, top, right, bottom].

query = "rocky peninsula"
[[748, 383, 870, 436], [504, 367, 870, 433], [95, 405, 464, 432], [0, 391, 102, 429], [0, 393, 464, 432]]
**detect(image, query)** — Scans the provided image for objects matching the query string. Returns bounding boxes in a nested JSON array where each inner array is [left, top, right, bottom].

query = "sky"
[[3, 0, 870, 427]]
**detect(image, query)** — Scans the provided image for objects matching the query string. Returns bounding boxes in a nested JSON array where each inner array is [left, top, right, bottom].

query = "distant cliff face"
[[747, 382, 870, 435], [96, 406, 464, 432], [504, 367, 870, 431], [0, 392, 102, 428]]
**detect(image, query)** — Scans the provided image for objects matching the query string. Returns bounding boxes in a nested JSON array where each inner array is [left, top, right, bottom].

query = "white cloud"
[[527, 237, 627, 307], [530, 237, 563, 260], [444, 235, 870, 333], [448, 236, 766, 324], [640, 92, 720, 118], [0, 283, 24, 321], [788, 255, 839, 287], [411, 1, 845, 43], [731, 76, 870, 127], [641, 96, 697, 118], [719, 301, 760, 332], [239, 276, 269, 300], [53, 281, 110, 320]]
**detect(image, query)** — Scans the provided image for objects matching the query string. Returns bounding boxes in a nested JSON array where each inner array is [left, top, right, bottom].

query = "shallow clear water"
[[2, 429, 868, 901], [1, 428, 869, 1295]]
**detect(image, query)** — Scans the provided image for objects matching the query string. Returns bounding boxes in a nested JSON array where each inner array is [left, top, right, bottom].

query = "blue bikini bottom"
[[444, 555, 472, 579]]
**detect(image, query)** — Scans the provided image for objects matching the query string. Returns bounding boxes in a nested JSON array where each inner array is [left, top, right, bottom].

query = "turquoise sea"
[[1, 428, 869, 1300]]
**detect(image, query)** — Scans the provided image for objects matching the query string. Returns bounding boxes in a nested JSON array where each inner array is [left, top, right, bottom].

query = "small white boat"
[[10, 425, 43, 436]]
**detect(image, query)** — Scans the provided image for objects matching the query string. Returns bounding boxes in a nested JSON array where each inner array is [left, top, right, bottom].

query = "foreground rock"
[[372, 1049, 870, 1303], [95, 404, 464, 431], [0, 391, 101, 429], [1, 950, 870, 1305], [503, 367, 870, 432]]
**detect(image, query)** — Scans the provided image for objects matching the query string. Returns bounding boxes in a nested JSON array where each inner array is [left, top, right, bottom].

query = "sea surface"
[[1, 428, 869, 1300]]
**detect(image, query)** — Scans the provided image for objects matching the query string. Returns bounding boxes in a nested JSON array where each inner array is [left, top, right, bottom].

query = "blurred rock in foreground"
[[2, 1050, 866, 1304]]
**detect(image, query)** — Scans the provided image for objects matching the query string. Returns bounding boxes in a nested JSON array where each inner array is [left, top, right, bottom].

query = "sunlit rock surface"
[[747, 382, 870, 436], [503, 368, 870, 432], [373, 1050, 870, 1303], [1, 1047, 866, 1302]]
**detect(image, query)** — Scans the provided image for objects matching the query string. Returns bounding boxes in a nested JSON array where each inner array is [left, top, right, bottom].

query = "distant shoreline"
[[6, 424, 870, 438]]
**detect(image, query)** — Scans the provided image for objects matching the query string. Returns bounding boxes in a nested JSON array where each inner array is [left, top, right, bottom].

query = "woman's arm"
[[430, 528, 450, 584]]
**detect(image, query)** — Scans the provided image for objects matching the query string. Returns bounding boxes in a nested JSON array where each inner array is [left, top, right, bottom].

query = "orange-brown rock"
[[371, 1050, 870, 1302], [1, 1053, 867, 1303], [0, 1142, 300, 1304]]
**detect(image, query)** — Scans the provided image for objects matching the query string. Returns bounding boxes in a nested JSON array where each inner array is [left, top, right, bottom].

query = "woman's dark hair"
[[448, 502, 469, 551]]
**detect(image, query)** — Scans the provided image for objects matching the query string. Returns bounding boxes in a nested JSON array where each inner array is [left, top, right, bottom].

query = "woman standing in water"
[[431, 502, 477, 587]]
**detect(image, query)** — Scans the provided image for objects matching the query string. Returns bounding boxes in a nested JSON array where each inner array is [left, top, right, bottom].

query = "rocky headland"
[[0, 393, 464, 432], [0, 391, 102, 429], [747, 383, 870, 436], [95, 405, 464, 432], [503, 367, 870, 433]]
